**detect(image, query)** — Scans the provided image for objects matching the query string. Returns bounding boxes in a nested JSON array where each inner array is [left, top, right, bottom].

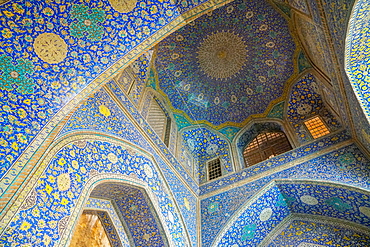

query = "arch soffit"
[[1, 132, 192, 247], [344, 0, 370, 123], [212, 179, 370, 247]]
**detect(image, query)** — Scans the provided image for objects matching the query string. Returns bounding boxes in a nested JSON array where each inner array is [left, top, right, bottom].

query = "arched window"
[[243, 132, 292, 167]]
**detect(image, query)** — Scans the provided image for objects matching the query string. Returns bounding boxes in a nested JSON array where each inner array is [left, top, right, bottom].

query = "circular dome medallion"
[[197, 31, 247, 80], [34, 33, 67, 64], [109, 0, 137, 13]]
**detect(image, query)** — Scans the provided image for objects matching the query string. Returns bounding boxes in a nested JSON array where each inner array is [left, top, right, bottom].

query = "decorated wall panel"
[[0, 0, 184, 180], [287, 73, 341, 144], [90, 183, 169, 247], [200, 142, 370, 246], [208, 180, 370, 247], [344, 0, 370, 148], [212, 184, 291, 246], [0, 138, 189, 246], [267, 218, 370, 246], [59, 82, 198, 192], [57, 85, 198, 246], [181, 127, 233, 183], [201, 130, 351, 195], [295, 13, 334, 78]]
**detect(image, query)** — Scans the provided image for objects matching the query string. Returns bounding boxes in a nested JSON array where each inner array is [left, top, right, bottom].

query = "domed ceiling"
[[155, 0, 296, 127]]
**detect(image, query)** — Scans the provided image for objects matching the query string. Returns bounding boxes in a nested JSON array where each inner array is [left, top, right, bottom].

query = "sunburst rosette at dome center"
[[155, 0, 296, 127]]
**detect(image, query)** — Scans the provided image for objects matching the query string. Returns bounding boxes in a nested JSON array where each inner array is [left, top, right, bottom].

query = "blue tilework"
[[105, 80, 199, 192], [90, 183, 168, 247], [156, 0, 296, 126], [201, 130, 351, 195], [344, 0, 370, 137], [267, 101, 285, 119], [215, 185, 291, 246], [200, 142, 370, 246], [287, 73, 341, 144], [288, 0, 310, 15], [95, 211, 125, 247], [0, 140, 187, 246], [268, 219, 370, 246], [277, 183, 370, 227], [58, 84, 198, 246], [181, 127, 233, 183], [127, 53, 151, 105], [0, 0, 182, 177]]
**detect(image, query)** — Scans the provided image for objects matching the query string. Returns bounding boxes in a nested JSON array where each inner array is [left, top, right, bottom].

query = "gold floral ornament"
[[57, 173, 71, 191], [197, 31, 247, 80], [107, 153, 118, 164], [109, 0, 137, 13], [33, 33, 68, 64], [99, 105, 111, 117]]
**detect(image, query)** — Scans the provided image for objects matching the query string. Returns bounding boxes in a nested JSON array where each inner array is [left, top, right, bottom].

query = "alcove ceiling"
[[154, 0, 297, 129]]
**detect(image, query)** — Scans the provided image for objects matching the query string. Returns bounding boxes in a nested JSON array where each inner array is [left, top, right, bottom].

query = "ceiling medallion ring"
[[197, 31, 248, 80]]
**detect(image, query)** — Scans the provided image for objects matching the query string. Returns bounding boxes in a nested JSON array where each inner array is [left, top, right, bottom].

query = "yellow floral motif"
[[43, 234, 52, 246], [16, 133, 27, 144], [20, 221, 31, 231], [38, 219, 46, 228], [47, 175, 55, 183], [72, 160, 79, 169], [31, 207, 40, 217], [60, 197, 69, 205], [2, 28, 12, 38], [57, 173, 71, 191], [17, 108, 27, 118], [45, 184, 53, 194], [11, 142, 18, 151], [58, 158, 66, 166], [99, 105, 111, 117], [2, 11, 14, 18], [12, 3, 24, 14], [107, 153, 118, 164]]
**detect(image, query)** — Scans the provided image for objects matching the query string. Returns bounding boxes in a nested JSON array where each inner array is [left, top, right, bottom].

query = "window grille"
[[208, 158, 222, 180], [304, 116, 330, 139], [147, 98, 171, 147], [243, 132, 292, 167]]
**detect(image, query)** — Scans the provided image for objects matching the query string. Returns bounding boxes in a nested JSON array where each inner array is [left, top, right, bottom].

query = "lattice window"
[[243, 132, 292, 167], [304, 116, 330, 139], [147, 98, 171, 147], [208, 158, 222, 180]]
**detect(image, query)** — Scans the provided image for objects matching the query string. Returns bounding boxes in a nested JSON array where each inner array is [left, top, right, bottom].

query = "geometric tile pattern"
[[0, 0, 180, 178], [156, 0, 295, 127]]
